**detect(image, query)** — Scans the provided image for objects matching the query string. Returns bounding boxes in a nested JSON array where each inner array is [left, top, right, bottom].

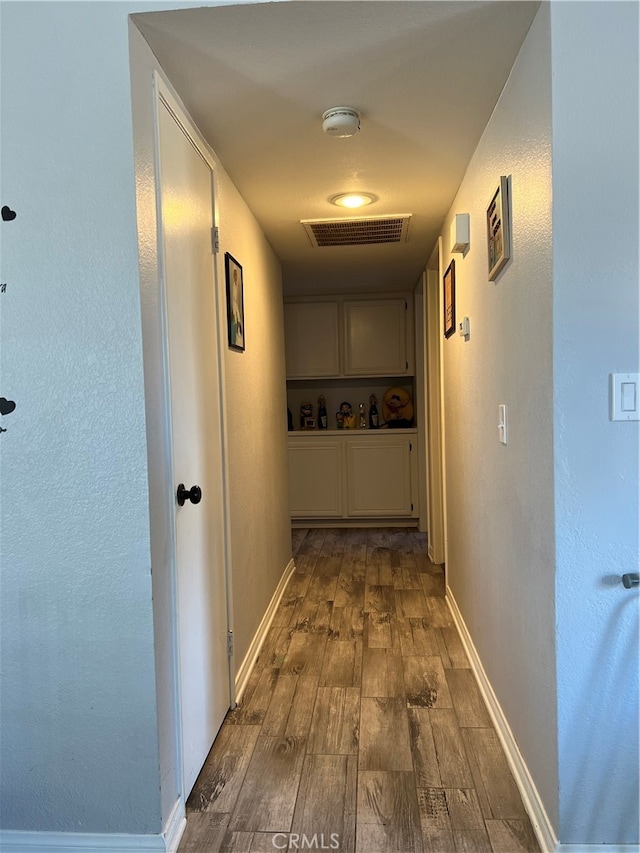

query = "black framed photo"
[[225, 252, 245, 351], [443, 259, 456, 339], [487, 176, 511, 280]]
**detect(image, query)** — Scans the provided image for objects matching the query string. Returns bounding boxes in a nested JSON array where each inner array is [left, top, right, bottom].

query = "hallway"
[[178, 528, 539, 853]]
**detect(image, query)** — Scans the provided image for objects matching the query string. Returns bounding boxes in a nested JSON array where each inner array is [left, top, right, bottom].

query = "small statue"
[[300, 402, 313, 429], [339, 401, 355, 430]]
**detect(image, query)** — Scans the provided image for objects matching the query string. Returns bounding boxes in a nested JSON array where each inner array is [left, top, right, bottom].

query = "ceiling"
[[133, 1, 540, 296]]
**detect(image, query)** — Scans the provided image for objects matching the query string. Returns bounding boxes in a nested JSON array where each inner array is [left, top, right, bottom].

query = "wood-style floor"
[[178, 528, 540, 853]]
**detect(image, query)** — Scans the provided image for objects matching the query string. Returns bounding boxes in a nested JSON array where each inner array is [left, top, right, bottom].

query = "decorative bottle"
[[358, 403, 367, 429], [368, 394, 379, 429], [318, 395, 328, 429]]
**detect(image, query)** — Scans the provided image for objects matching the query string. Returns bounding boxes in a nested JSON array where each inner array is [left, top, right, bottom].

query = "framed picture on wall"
[[486, 176, 511, 280], [225, 252, 245, 351], [443, 259, 456, 339]]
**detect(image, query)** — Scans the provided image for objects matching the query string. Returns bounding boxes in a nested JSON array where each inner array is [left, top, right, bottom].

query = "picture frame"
[[486, 176, 511, 280], [443, 259, 456, 339], [225, 252, 245, 351], [304, 417, 316, 430]]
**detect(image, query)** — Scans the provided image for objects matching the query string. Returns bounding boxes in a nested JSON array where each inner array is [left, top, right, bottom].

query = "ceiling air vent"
[[301, 214, 412, 248]]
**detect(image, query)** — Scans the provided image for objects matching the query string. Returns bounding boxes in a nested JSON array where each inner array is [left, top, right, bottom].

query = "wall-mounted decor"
[[443, 259, 456, 339], [0, 396, 16, 434], [486, 176, 511, 280], [225, 252, 245, 351]]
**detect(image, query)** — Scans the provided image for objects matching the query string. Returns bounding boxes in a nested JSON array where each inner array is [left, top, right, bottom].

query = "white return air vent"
[[301, 214, 412, 248]]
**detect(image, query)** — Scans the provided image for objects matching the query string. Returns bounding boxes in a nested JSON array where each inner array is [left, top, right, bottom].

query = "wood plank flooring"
[[178, 528, 540, 853]]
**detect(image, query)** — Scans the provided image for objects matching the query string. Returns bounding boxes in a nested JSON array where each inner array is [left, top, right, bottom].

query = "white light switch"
[[498, 404, 507, 445], [611, 373, 640, 421], [621, 382, 636, 411]]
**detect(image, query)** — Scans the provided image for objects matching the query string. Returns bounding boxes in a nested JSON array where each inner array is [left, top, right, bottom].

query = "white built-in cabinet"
[[284, 295, 413, 379], [342, 299, 411, 376], [288, 438, 344, 517], [285, 293, 418, 524], [288, 432, 418, 521], [283, 301, 340, 378]]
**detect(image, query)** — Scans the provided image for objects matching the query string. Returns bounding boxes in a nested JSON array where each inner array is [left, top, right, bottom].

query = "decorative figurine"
[[358, 402, 367, 429], [317, 395, 328, 429], [287, 408, 294, 431], [300, 402, 313, 429], [382, 386, 414, 428], [339, 401, 355, 429], [368, 394, 379, 429]]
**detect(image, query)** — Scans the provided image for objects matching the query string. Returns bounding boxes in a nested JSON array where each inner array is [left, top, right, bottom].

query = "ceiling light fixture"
[[330, 192, 377, 209], [322, 107, 361, 138]]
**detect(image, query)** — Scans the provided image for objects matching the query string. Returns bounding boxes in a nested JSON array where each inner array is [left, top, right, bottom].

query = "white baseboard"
[[557, 847, 639, 852], [0, 830, 167, 852], [234, 558, 296, 703], [0, 799, 186, 853], [446, 586, 559, 853], [161, 798, 185, 853]]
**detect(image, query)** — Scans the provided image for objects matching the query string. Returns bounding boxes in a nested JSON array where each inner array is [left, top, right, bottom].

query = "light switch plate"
[[498, 403, 507, 444], [610, 373, 640, 421]]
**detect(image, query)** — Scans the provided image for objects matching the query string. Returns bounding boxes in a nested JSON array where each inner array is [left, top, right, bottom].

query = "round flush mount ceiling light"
[[322, 107, 361, 138], [330, 192, 377, 209]]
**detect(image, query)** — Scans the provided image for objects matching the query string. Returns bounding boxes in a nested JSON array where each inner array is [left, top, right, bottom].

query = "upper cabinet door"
[[343, 298, 412, 376], [284, 301, 341, 378]]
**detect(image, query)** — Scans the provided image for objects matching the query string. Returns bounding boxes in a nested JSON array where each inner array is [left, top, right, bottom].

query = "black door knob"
[[176, 484, 202, 506]]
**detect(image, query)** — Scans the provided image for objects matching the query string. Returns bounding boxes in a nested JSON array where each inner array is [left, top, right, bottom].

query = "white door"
[[156, 91, 230, 796]]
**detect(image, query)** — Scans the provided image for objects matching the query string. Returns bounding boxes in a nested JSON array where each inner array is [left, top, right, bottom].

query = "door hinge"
[[227, 630, 234, 657], [410, 442, 413, 452], [405, 300, 408, 310], [411, 503, 414, 512], [406, 361, 409, 370], [211, 226, 220, 255]]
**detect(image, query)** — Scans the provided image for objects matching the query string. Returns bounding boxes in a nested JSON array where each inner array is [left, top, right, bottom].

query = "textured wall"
[[442, 5, 558, 830], [0, 2, 161, 834], [215, 175, 291, 673], [550, 2, 639, 843]]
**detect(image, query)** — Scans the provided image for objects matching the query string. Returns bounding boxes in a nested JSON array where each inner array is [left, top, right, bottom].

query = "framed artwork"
[[443, 259, 456, 339], [486, 176, 511, 280], [225, 252, 245, 351]]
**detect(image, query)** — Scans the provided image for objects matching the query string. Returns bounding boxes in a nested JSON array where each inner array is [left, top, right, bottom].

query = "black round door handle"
[[176, 484, 202, 506]]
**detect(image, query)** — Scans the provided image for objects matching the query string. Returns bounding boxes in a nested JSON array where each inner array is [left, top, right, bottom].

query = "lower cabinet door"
[[288, 440, 344, 517], [345, 438, 413, 517]]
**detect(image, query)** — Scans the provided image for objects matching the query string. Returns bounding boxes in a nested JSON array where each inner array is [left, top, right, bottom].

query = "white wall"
[[0, 2, 161, 834], [1, 0, 292, 838], [550, 2, 639, 844], [214, 161, 291, 669], [442, 4, 558, 831]]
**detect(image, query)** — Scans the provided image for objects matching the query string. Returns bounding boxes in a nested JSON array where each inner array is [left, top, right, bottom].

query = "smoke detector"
[[322, 107, 361, 138]]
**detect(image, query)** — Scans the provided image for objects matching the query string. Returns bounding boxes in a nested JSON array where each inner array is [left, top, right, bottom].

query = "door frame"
[[425, 238, 447, 569], [152, 71, 235, 803]]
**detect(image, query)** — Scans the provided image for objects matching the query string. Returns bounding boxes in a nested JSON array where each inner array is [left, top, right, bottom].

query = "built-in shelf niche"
[[286, 377, 415, 431]]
